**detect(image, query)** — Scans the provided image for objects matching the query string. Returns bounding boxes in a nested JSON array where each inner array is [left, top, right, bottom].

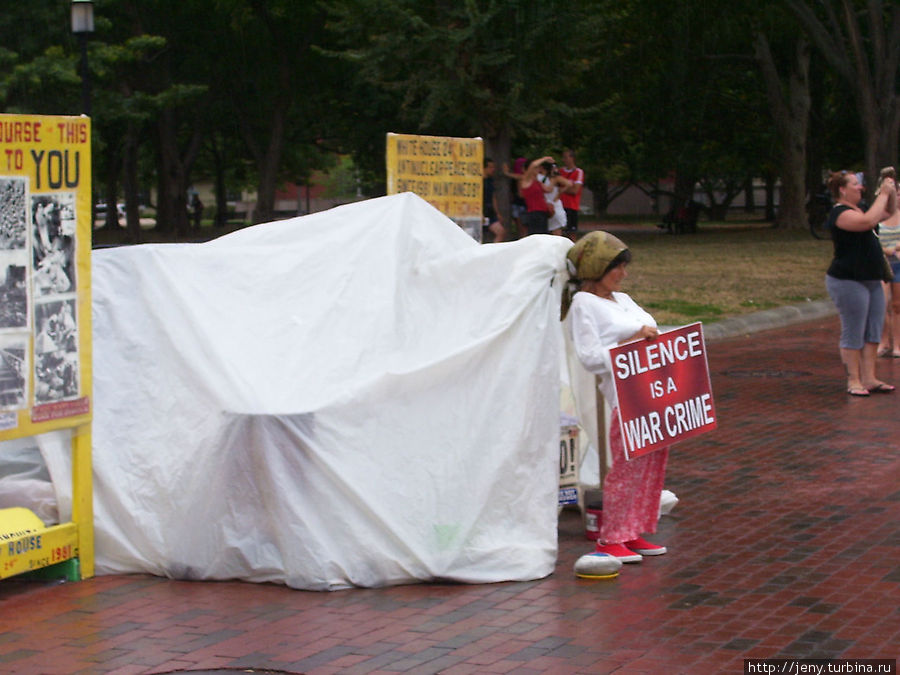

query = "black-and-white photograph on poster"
[[0, 337, 27, 411], [32, 192, 76, 297], [0, 257, 28, 329], [0, 177, 27, 251], [33, 298, 79, 404]]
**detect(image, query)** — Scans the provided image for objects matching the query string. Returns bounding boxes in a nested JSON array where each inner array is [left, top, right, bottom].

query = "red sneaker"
[[624, 536, 667, 556], [595, 542, 642, 563]]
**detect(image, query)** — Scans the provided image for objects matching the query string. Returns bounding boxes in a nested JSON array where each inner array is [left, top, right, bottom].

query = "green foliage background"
[[1, 0, 897, 237]]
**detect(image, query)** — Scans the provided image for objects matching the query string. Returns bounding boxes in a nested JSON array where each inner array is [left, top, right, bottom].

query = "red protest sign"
[[610, 322, 716, 460]]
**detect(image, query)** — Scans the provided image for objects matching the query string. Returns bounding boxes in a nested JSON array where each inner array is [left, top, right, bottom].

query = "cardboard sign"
[[558, 422, 579, 506], [385, 132, 483, 240], [610, 322, 716, 460]]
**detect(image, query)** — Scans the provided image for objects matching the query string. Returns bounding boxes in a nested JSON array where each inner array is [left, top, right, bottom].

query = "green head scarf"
[[560, 231, 629, 320]]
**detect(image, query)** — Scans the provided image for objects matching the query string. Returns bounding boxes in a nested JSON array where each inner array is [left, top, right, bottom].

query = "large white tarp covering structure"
[[80, 193, 572, 590]]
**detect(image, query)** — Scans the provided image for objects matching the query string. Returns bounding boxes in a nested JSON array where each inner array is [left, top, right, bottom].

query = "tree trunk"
[[786, 0, 899, 196], [252, 108, 286, 225], [673, 171, 696, 207], [708, 203, 728, 221], [210, 136, 228, 228], [743, 176, 755, 213], [867, 104, 900, 185], [591, 180, 610, 216], [764, 173, 776, 222], [842, 1, 899, 186], [806, 58, 826, 200], [154, 147, 172, 235], [101, 142, 120, 231], [777, 135, 809, 229], [155, 108, 202, 237], [122, 122, 142, 244], [754, 32, 810, 229]]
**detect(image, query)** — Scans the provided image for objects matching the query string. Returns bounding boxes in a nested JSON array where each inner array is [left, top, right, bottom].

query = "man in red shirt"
[[559, 149, 584, 237]]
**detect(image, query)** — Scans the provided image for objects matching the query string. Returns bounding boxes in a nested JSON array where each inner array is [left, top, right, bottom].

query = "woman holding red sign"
[[561, 231, 668, 563]]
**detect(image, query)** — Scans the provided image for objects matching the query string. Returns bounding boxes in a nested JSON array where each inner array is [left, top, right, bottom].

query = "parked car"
[[94, 202, 125, 227]]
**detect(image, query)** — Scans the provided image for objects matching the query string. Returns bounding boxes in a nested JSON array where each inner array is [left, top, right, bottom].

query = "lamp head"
[[71, 0, 95, 34]]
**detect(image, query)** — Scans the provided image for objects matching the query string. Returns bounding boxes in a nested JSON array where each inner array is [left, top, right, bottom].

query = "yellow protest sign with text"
[[0, 114, 92, 438], [386, 133, 483, 239], [0, 113, 94, 579]]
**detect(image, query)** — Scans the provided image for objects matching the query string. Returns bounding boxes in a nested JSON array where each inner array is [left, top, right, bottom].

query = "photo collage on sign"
[[30, 191, 79, 406], [0, 174, 82, 412], [0, 177, 29, 411]]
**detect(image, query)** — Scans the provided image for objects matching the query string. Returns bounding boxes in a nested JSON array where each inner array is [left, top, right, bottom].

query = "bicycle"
[[807, 191, 831, 239]]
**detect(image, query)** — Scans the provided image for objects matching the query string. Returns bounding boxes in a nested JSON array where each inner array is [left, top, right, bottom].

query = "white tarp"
[[82, 192, 572, 590], [0, 436, 59, 524]]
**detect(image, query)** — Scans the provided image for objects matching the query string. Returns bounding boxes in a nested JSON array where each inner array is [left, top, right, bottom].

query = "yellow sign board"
[[386, 133, 483, 239], [0, 114, 94, 579], [0, 506, 78, 579], [0, 114, 92, 438]]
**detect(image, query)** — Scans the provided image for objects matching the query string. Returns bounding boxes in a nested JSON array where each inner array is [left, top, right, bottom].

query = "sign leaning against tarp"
[[386, 132, 483, 241], [0, 113, 93, 580]]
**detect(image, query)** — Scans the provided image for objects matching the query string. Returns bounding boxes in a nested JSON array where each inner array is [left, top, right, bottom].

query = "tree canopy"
[[1, 0, 897, 233]]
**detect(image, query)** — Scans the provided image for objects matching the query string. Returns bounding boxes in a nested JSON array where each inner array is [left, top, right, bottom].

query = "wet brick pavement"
[[1, 314, 899, 674]]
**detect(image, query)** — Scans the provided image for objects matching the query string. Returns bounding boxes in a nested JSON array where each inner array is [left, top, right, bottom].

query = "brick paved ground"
[[2, 314, 899, 674]]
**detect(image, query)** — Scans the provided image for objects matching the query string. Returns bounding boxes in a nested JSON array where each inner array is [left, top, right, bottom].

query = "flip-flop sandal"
[[868, 383, 895, 393], [847, 388, 870, 396]]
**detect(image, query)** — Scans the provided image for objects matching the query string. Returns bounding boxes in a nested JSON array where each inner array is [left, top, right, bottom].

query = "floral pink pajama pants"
[[599, 407, 669, 544]]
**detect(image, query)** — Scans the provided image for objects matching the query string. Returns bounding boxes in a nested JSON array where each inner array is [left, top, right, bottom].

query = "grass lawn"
[[579, 217, 834, 326]]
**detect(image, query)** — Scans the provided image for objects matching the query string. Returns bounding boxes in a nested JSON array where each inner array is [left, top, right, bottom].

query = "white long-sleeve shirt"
[[569, 290, 657, 406]]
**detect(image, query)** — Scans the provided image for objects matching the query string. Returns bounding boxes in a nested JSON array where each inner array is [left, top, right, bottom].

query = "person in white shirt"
[[538, 161, 573, 236], [876, 171, 900, 357], [561, 231, 669, 563]]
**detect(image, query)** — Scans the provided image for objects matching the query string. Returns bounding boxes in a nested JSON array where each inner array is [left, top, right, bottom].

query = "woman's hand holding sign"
[[627, 325, 659, 343]]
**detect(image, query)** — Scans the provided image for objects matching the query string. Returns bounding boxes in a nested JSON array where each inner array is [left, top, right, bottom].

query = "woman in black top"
[[824, 170, 897, 396]]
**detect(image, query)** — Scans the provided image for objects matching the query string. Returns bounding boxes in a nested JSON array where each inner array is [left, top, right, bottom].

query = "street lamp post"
[[70, 0, 94, 117]]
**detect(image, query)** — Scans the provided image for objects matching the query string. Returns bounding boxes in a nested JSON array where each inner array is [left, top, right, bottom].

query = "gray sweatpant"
[[825, 275, 885, 349]]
